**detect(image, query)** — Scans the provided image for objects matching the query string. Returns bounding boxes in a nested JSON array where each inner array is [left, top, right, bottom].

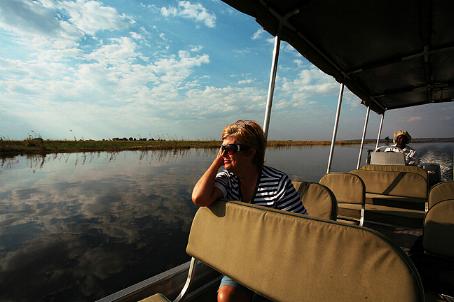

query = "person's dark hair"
[[221, 120, 265, 168]]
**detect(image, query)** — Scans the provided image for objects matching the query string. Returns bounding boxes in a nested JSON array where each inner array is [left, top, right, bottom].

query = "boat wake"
[[418, 149, 453, 181]]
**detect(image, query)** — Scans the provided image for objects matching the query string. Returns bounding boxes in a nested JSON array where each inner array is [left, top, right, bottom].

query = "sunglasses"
[[221, 144, 250, 155]]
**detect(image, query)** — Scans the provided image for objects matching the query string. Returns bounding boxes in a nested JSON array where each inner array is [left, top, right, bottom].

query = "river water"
[[0, 143, 452, 301]]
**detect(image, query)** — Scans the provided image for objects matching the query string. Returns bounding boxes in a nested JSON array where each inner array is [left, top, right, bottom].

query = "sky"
[[0, 0, 453, 141]]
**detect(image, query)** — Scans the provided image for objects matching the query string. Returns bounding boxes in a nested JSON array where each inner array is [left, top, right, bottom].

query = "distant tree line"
[[111, 137, 165, 141]]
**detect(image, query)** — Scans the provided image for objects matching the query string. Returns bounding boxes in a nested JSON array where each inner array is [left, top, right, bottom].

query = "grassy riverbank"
[[1, 137, 453, 157]]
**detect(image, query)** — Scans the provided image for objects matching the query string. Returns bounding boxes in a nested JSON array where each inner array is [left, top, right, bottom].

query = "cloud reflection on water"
[[0, 149, 208, 301], [0, 144, 452, 301]]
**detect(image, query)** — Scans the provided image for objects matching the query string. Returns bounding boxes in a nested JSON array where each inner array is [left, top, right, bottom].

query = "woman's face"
[[221, 136, 252, 173]]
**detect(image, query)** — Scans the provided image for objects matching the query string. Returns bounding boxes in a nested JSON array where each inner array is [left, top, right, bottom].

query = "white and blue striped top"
[[214, 166, 307, 214]]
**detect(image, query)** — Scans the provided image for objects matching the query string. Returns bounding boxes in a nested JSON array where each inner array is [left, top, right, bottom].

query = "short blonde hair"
[[221, 120, 265, 168]]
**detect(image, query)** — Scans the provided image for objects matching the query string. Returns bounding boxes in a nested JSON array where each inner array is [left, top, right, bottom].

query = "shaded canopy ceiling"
[[222, 0, 454, 114]]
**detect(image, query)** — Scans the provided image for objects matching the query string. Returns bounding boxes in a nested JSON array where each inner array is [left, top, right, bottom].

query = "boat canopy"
[[222, 0, 454, 114]]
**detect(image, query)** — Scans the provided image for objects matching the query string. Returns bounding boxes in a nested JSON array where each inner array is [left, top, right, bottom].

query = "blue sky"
[[1, 0, 453, 140]]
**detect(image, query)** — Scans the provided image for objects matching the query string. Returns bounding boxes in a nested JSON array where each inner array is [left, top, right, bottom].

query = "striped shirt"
[[376, 144, 419, 165], [214, 165, 307, 214]]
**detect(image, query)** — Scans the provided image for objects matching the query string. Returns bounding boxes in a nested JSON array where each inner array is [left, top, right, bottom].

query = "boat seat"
[[144, 201, 424, 302], [409, 198, 454, 296], [351, 169, 428, 199], [424, 198, 454, 258], [424, 180, 454, 258], [351, 169, 427, 210], [292, 180, 337, 221], [360, 164, 428, 180], [370, 151, 406, 165], [319, 173, 365, 225], [350, 169, 428, 226], [428, 181, 454, 209], [140, 293, 170, 302]]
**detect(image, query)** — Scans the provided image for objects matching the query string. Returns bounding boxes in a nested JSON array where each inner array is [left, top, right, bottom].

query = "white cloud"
[[130, 31, 143, 40], [0, 0, 129, 38], [59, 0, 129, 35], [343, 89, 362, 108], [293, 59, 306, 68], [278, 67, 338, 109], [161, 6, 178, 17], [160, 1, 216, 28], [0, 0, 132, 60], [238, 79, 253, 85], [283, 42, 298, 54], [0, 0, 61, 36], [190, 45, 203, 52], [252, 28, 264, 40], [87, 37, 137, 64], [0, 25, 214, 139], [183, 85, 266, 118], [266, 37, 275, 44]]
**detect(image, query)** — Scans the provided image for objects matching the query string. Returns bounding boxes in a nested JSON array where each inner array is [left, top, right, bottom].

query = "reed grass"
[[1, 137, 451, 157], [0, 138, 382, 157]]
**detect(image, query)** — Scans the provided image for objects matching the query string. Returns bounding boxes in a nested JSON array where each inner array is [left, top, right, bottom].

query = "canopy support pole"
[[375, 113, 385, 150], [326, 83, 344, 174], [357, 106, 371, 169], [263, 35, 281, 140]]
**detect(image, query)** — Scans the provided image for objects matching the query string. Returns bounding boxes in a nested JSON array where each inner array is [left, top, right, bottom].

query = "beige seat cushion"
[[351, 169, 427, 199], [139, 293, 171, 302], [292, 181, 337, 220], [187, 201, 424, 302], [360, 164, 427, 180], [319, 173, 365, 204], [319, 173, 365, 223], [423, 199, 454, 258], [428, 181, 454, 209]]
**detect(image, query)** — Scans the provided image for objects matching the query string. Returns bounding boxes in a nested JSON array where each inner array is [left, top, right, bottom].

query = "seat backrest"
[[423, 199, 454, 258], [351, 169, 427, 199], [360, 164, 427, 180], [370, 151, 406, 165], [428, 181, 454, 209], [186, 201, 424, 302], [319, 173, 365, 205], [292, 180, 337, 221]]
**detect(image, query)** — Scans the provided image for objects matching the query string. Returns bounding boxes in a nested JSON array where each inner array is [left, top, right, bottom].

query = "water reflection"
[[0, 150, 209, 301], [0, 144, 452, 301]]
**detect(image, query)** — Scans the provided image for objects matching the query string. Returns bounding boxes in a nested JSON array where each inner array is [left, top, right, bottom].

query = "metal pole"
[[263, 35, 281, 140], [174, 257, 197, 302], [326, 83, 345, 174], [357, 106, 371, 169], [375, 113, 385, 150]]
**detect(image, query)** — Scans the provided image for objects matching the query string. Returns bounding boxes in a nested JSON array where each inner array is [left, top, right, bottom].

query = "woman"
[[192, 120, 307, 302]]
